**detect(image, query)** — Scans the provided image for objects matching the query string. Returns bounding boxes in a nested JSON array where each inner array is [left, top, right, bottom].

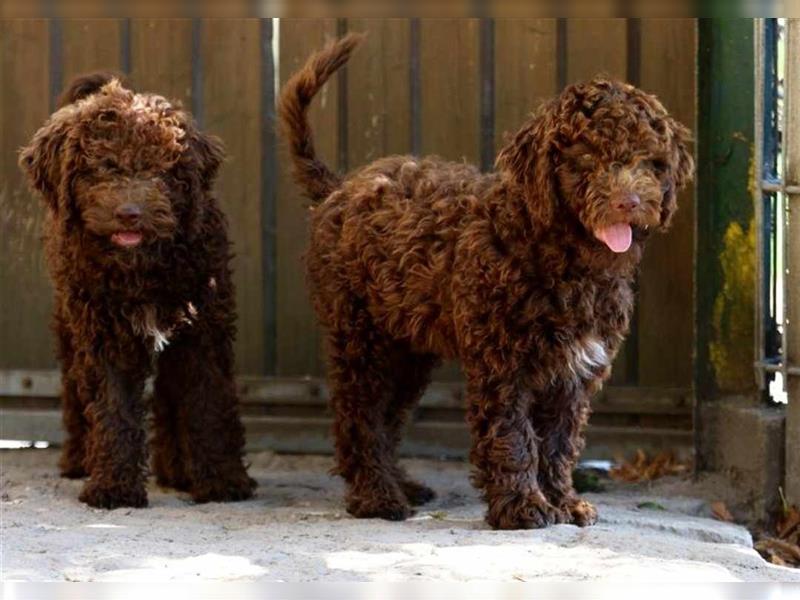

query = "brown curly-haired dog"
[[280, 35, 693, 530], [19, 73, 255, 509]]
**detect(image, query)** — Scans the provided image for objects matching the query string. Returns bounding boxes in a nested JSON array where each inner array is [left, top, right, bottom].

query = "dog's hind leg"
[[59, 371, 88, 479], [384, 351, 438, 506], [59, 376, 89, 478], [151, 372, 190, 492], [54, 309, 88, 479], [327, 312, 414, 521]]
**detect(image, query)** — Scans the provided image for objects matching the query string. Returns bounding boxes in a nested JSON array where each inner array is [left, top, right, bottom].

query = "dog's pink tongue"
[[111, 232, 143, 247], [595, 223, 632, 253]]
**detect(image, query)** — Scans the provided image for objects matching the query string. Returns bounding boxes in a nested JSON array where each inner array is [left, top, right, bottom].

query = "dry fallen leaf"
[[754, 502, 800, 569], [778, 506, 800, 539], [755, 537, 800, 567], [770, 553, 788, 567], [711, 501, 734, 523], [609, 450, 690, 483]]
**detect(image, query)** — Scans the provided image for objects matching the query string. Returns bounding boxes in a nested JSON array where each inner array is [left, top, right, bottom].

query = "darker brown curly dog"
[[280, 35, 694, 530], [20, 73, 255, 509]]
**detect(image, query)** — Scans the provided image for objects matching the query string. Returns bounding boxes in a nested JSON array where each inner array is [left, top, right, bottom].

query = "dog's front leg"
[[79, 363, 148, 509], [533, 381, 598, 527], [465, 372, 560, 530]]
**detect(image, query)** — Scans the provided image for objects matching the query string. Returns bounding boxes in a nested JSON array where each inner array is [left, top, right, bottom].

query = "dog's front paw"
[[346, 493, 414, 521], [486, 489, 560, 530], [399, 479, 436, 506], [564, 497, 598, 527], [79, 482, 148, 509], [190, 473, 256, 504]]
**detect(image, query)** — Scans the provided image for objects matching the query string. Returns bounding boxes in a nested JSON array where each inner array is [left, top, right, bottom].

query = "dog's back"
[[306, 154, 498, 358]]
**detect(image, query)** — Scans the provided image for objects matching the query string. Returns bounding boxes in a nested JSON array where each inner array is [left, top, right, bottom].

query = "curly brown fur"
[[20, 73, 255, 509], [280, 36, 694, 530]]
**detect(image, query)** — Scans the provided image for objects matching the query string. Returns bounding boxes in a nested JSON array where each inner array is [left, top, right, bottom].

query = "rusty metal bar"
[[754, 361, 800, 376], [760, 181, 800, 194]]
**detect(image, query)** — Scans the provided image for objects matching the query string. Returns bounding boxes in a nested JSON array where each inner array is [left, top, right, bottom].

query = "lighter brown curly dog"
[[280, 35, 694, 529], [19, 73, 255, 509]]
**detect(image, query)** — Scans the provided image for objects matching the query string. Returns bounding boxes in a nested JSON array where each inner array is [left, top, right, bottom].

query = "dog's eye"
[[98, 110, 117, 123], [101, 159, 117, 171], [577, 153, 594, 168], [644, 159, 668, 173]]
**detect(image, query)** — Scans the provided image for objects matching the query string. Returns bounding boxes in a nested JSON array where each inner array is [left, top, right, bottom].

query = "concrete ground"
[[2, 449, 798, 582]]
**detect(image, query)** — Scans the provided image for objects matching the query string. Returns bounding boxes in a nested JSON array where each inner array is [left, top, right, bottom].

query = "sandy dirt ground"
[[2, 449, 798, 582]]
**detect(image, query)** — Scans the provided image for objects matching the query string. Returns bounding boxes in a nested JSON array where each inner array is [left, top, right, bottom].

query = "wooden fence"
[[0, 18, 697, 457]]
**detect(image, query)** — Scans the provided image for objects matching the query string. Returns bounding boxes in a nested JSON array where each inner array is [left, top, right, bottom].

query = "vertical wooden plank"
[[0, 20, 54, 369], [419, 18, 480, 164], [61, 19, 122, 82], [276, 19, 339, 377], [479, 18, 495, 173], [493, 18, 557, 152], [638, 19, 697, 387], [130, 19, 193, 104], [260, 18, 277, 375], [410, 19, 421, 155], [784, 18, 800, 503], [566, 19, 627, 83], [202, 19, 264, 374], [345, 18, 411, 168]]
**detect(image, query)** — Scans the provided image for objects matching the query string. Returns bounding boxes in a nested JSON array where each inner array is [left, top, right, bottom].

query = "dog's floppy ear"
[[57, 71, 125, 108], [178, 124, 225, 239], [18, 116, 71, 211], [187, 127, 225, 189], [660, 119, 694, 229], [495, 101, 559, 229]]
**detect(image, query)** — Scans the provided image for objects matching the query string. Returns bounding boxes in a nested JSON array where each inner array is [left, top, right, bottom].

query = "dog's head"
[[496, 78, 694, 254], [19, 73, 224, 254]]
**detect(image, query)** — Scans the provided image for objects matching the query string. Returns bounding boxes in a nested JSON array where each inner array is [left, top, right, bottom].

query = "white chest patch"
[[566, 336, 608, 381], [147, 325, 171, 353], [130, 302, 199, 354], [130, 305, 172, 353]]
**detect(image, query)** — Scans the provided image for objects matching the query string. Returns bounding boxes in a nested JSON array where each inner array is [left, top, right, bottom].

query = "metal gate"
[[754, 17, 800, 503]]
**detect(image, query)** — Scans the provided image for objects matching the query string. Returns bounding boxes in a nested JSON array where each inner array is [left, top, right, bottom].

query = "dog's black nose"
[[613, 193, 641, 212], [115, 203, 142, 225]]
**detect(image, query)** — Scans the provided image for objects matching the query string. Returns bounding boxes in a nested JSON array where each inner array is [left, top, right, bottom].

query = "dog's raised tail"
[[278, 33, 364, 202]]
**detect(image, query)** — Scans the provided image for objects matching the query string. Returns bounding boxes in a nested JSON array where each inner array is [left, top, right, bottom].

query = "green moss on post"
[[696, 19, 756, 399]]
